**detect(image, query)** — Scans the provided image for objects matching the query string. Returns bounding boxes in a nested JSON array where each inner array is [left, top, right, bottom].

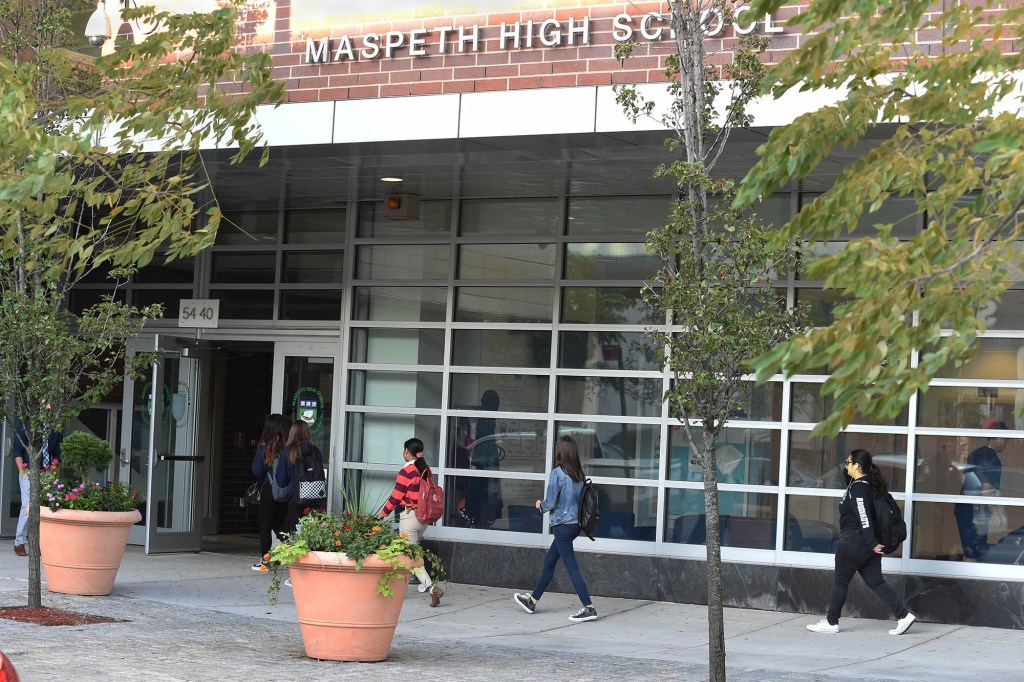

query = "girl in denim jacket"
[[513, 435, 598, 622]]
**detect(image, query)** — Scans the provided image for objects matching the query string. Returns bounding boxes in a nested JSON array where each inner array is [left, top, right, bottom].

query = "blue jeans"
[[15, 472, 29, 545], [531, 523, 592, 606]]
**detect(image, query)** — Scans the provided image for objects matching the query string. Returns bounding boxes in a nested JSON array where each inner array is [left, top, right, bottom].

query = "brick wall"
[[236, 1, 809, 103], [228, 2, 1018, 104]]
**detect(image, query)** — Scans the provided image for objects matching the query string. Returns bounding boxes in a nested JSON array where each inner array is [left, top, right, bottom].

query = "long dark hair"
[[554, 435, 585, 482], [260, 413, 289, 467], [849, 448, 889, 498], [286, 420, 314, 464]]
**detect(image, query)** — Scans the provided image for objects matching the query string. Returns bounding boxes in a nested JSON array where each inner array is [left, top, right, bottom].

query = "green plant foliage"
[[57, 432, 113, 483], [0, 0, 283, 608], [740, 0, 1024, 436], [41, 463, 142, 513], [265, 510, 445, 604]]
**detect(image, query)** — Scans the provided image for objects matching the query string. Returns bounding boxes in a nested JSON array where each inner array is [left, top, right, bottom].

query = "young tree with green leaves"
[[0, 0, 283, 607], [615, 3, 804, 680], [739, 0, 1024, 436]]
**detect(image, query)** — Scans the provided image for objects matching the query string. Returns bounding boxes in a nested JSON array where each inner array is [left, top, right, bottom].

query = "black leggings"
[[826, 530, 908, 625], [257, 483, 287, 556]]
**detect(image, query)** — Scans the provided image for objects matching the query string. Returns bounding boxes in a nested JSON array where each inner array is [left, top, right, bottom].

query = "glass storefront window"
[[211, 253, 276, 284], [209, 289, 273, 319], [784, 495, 841, 554], [917, 386, 1022, 429], [132, 289, 192, 312], [666, 491, 778, 549], [787, 431, 910, 491], [460, 198, 560, 237], [668, 426, 782, 485], [566, 196, 670, 237], [458, 244, 556, 281], [284, 208, 345, 244], [283, 252, 344, 284], [584, 483, 657, 541], [356, 245, 450, 280], [447, 416, 547, 474], [353, 287, 447, 322], [358, 200, 452, 238], [928, 337, 1024, 380], [351, 328, 445, 365], [217, 210, 278, 245], [444, 474, 545, 531], [911, 500, 1023, 564], [732, 382, 784, 422], [791, 382, 908, 426], [134, 257, 195, 284], [794, 288, 850, 325], [279, 291, 342, 320], [914, 433, 1023, 497], [558, 420, 661, 480], [556, 377, 661, 418], [558, 331, 659, 371], [564, 243, 658, 280], [455, 287, 553, 323], [449, 374, 549, 412], [799, 194, 920, 238], [452, 329, 551, 368], [344, 412, 441, 465], [348, 370, 443, 409], [561, 287, 658, 325], [946, 289, 1024, 331]]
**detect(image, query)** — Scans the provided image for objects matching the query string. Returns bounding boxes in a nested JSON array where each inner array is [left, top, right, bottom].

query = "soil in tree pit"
[[0, 606, 122, 626]]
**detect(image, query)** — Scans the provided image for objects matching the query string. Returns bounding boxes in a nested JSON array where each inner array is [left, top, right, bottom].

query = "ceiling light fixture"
[[380, 176, 404, 183]]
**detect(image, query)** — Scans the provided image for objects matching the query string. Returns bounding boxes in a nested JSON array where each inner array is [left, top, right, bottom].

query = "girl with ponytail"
[[806, 449, 916, 636]]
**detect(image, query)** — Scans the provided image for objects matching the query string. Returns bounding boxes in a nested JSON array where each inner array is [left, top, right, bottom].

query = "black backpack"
[[295, 449, 327, 507], [578, 478, 600, 541], [873, 491, 907, 554]]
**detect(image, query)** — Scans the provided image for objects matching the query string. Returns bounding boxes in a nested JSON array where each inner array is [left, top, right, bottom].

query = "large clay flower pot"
[[288, 550, 420, 661], [39, 507, 142, 596]]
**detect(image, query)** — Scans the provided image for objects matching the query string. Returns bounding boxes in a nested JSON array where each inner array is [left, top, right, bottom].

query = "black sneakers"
[[568, 606, 598, 623], [514, 593, 536, 613]]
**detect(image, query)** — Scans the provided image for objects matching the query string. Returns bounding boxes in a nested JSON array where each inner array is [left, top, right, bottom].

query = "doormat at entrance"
[[0, 606, 124, 626]]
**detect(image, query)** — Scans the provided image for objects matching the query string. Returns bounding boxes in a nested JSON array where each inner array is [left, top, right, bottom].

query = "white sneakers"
[[889, 612, 917, 636], [807, 612, 917, 635], [806, 618, 839, 633]]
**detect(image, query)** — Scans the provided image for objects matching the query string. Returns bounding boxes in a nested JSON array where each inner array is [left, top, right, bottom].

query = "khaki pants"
[[399, 508, 431, 587]]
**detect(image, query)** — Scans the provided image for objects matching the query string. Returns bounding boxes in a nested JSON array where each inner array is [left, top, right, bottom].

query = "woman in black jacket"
[[250, 413, 290, 571], [807, 449, 916, 636]]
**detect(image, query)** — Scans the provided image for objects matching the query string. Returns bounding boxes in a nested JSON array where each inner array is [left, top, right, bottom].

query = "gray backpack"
[[268, 456, 290, 502]]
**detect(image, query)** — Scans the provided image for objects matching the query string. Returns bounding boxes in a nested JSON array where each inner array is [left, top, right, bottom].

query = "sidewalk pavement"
[[1, 544, 1021, 682]]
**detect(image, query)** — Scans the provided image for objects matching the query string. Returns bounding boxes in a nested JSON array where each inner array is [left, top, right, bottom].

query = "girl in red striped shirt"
[[380, 437, 443, 607]]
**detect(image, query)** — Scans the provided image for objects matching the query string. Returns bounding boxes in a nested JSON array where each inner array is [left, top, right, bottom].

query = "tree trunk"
[[28, 446, 42, 607], [703, 437, 726, 682]]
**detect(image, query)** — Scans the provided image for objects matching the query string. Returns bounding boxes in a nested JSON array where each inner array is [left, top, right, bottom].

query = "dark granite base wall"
[[423, 540, 1024, 630]]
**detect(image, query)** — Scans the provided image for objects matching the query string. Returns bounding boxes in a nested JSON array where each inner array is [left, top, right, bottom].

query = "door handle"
[[120, 449, 129, 467], [158, 455, 205, 462]]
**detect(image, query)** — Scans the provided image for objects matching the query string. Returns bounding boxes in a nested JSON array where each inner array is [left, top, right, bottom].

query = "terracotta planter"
[[288, 550, 421, 661], [39, 507, 142, 596]]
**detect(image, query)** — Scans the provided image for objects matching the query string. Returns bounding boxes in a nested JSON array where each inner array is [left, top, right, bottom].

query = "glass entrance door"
[[271, 343, 337, 500], [120, 335, 207, 552]]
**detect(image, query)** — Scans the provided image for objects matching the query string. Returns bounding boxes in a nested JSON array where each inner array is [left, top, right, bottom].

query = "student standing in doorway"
[[514, 435, 597, 623], [250, 413, 290, 571], [379, 437, 444, 607], [276, 420, 325, 532]]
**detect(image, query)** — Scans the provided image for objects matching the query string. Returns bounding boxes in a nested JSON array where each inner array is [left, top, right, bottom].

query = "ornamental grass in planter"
[[266, 508, 445, 662]]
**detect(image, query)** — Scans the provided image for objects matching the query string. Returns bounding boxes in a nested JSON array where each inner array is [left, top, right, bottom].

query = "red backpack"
[[416, 468, 445, 524]]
